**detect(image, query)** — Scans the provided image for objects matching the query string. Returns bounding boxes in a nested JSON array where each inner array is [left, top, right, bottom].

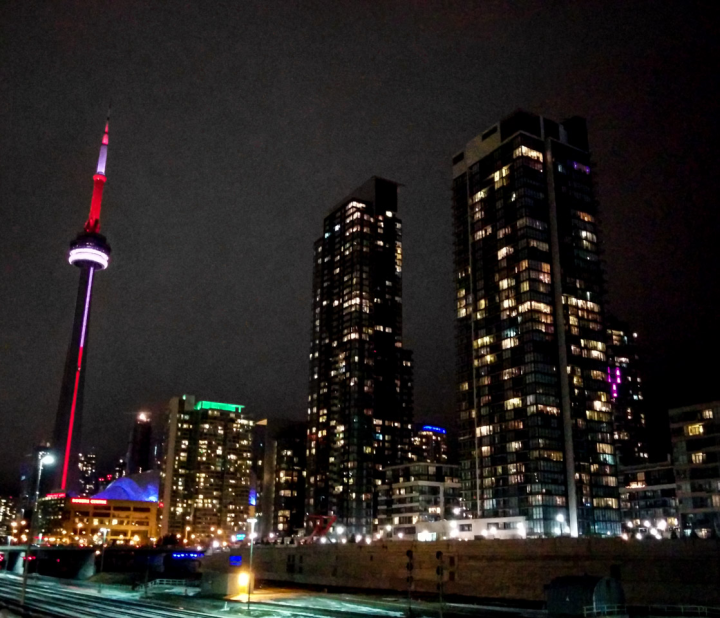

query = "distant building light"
[[421, 425, 446, 434]]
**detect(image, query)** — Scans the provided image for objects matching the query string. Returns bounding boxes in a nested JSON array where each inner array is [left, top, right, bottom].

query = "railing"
[[584, 605, 628, 617], [148, 578, 200, 588], [585, 606, 720, 618]]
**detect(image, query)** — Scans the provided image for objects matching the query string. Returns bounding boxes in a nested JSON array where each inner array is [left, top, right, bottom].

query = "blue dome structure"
[[93, 470, 159, 502]]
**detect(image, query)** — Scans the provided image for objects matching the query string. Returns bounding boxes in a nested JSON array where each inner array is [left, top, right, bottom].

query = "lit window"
[[498, 246, 514, 260], [691, 453, 706, 464], [685, 424, 704, 437], [702, 409, 714, 419]]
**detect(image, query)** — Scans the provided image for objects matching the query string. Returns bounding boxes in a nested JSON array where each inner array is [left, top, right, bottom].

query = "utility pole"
[[247, 517, 257, 613], [98, 528, 108, 593], [20, 452, 54, 606]]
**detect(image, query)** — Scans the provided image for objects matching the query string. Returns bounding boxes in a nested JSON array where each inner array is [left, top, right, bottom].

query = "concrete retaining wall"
[[201, 538, 720, 605]]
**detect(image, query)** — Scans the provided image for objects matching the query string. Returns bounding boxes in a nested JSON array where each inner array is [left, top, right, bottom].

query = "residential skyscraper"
[[452, 111, 619, 537], [51, 115, 112, 492], [160, 396, 254, 539], [606, 318, 649, 467], [126, 412, 153, 475], [306, 177, 414, 536]]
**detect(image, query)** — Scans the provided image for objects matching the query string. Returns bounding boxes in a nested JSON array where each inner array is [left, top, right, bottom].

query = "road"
[[0, 573, 543, 618]]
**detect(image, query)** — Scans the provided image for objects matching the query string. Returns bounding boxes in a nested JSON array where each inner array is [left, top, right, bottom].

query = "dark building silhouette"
[[256, 420, 307, 539], [306, 177, 414, 535], [126, 412, 153, 475], [51, 117, 112, 492], [606, 318, 649, 467], [77, 450, 97, 497], [452, 111, 619, 536]]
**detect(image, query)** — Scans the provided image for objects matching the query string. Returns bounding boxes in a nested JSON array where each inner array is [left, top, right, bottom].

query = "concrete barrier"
[[201, 538, 720, 605]]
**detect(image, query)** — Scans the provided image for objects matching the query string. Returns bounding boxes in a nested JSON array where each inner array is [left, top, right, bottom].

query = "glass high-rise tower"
[[452, 111, 620, 536], [606, 317, 649, 467], [306, 177, 414, 536]]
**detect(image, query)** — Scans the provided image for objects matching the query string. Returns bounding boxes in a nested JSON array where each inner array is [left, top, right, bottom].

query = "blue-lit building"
[[412, 424, 449, 463]]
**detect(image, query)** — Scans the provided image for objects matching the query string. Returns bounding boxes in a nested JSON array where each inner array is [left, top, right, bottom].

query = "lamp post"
[[247, 517, 257, 612], [98, 528, 108, 593], [20, 452, 54, 605]]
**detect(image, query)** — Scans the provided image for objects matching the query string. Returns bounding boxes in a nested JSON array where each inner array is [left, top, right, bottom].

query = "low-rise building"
[[670, 401, 720, 537], [412, 516, 527, 541], [37, 494, 157, 546], [376, 462, 461, 538], [619, 461, 678, 536]]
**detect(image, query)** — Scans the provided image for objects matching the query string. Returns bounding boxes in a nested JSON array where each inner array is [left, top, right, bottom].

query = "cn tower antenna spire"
[[85, 106, 111, 233]]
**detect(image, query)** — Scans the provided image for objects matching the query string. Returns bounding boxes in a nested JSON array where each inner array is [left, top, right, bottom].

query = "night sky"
[[1, 1, 718, 491]]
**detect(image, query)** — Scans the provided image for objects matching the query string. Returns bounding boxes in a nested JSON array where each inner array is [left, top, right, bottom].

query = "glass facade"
[[306, 177, 414, 536], [452, 111, 620, 536]]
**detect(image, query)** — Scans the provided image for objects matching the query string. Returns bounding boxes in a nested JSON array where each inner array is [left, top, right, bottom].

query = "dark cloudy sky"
[[1, 0, 718, 491]]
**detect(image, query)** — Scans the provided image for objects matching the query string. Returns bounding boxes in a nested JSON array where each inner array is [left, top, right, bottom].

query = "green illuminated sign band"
[[194, 401, 245, 413]]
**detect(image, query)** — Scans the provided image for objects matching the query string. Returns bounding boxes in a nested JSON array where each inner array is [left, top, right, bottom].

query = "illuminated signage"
[[249, 489, 257, 507], [422, 425, 446, 434], [229, 555, 242, 566], [44, 493, 67, 500], [70, 498, 107, 505]]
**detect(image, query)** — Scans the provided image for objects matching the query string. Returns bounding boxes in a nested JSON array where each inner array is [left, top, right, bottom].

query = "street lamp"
[[247, 517, 257, 612], [98, 528, 109, 593], [20, 452, 54, 605]]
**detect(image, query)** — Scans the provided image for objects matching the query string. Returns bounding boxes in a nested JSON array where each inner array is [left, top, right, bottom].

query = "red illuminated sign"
[[70, 498, 107, 505], [44, 493, 67, 500]]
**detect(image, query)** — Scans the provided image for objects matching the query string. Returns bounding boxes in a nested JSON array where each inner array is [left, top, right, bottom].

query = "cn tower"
[[51, 115, 112, 492]]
